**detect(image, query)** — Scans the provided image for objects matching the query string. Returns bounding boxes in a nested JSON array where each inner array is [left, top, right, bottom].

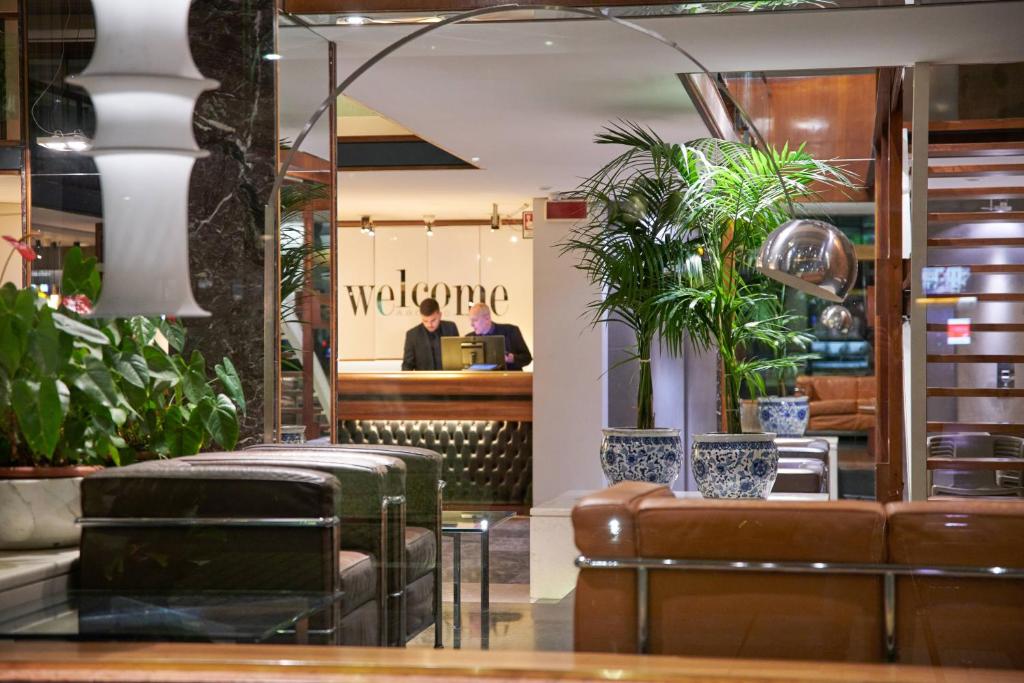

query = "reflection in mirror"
[[277, 15, 336, 443], [27, 0, 98, 296]]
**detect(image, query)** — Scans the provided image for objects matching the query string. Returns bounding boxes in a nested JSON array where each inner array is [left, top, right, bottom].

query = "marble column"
[[186, 0, 276, 445]]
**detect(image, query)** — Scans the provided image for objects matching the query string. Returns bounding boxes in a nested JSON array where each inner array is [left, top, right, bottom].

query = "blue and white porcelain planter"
[[691, 433, 779, 499], [600, 428, 683, 485], [757, 396, 810, 437]]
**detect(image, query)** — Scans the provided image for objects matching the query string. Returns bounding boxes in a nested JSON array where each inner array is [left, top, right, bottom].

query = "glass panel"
[[278, 16, 335, 442]]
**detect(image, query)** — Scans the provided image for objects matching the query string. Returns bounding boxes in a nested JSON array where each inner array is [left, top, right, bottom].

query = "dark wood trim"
[[954, 264, 1024, 274], [929, 164, 1024, 178], [873, 67, 905, 504], [928, 210, 1024, 223], [18, 0, 28, 288], [338, 217, 522, 228], [329, 39, 338, 443], [928, 354, 1024, 364], [928, 423, 1024, 438], [927, 322, 1024, 332], [920, 293, 1024, 302], [678, 73, 729, 140], [928, 237, 1024, 248], [338, 371, 532, 422], [928, 186, 1024, 199], [927, 388, 1024, 398], [286, 0, 688, 11], [339, 164, 477, 172]]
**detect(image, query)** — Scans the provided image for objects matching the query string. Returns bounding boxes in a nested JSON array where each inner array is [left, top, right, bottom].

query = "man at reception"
[[402, 297, 459, 370], [467, 303, 532, 371]]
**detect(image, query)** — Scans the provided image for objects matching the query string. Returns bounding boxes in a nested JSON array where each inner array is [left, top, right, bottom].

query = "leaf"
[[182, 351, 212, 404], [143, 345, 181, 387], [205, 394, 239, 451], [73, 356, 122, 409], [157, 318, 186, 353], [0, 313, 28, 374], [12, 378, 63, 459], [128, 317, 158, 346], [61, 247, 101, 301], [52, 313, 110, 346], [163, 406, 204, 456], [113, 353, 149, 389], [29, 308, 65, 375], [214, 357, 245, 415]]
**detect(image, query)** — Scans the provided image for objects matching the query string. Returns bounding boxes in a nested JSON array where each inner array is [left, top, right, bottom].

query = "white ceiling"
[[277, 2, 1024, 220]]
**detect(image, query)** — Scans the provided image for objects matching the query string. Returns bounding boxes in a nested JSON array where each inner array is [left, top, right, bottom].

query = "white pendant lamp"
[[69, 0, 218, 317]]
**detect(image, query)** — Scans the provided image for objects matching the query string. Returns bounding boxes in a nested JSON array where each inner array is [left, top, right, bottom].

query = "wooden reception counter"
[[337, 371, 533, 422]]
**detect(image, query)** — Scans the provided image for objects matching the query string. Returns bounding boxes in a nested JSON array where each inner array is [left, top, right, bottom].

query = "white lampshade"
[[68, 0, 218, 318]]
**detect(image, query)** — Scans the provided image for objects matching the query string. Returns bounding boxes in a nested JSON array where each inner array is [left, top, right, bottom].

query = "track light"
[[37, 130, 92, 153], [490, 203, 500, 231], [360, 215, 372, 234], [424, 214, 434, 237]]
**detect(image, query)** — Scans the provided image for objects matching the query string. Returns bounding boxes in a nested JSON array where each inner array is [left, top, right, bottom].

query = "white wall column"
[[532, 197, 607, 503]]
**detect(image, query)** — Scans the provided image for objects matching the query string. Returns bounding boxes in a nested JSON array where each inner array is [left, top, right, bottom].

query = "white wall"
[[0, 200, 21, 287], [532, 197, 607, 504]]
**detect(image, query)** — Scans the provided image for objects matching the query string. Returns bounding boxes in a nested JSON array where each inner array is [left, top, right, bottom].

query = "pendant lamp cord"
[[29, 0, 76, 137]]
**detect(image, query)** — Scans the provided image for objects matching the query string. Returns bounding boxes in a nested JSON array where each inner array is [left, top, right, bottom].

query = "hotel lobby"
[[1, 0, 1024, 681]]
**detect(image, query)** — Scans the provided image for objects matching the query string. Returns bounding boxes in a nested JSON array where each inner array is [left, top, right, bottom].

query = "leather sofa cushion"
[[809, 413, 874, 432], [633, 499, 886, 661], [339, 550, 377, 616], [339, 599, 380, 647], [406, 572, 435, 639], [887, 501, 1024, 669], [405, 526, 436, 582], [573, 482, 673, 557], [811, 399, 858, 417], [635, 499, 885, 563]]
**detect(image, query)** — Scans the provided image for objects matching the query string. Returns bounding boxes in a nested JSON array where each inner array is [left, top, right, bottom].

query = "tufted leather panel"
[[338, 420, 532, 505]]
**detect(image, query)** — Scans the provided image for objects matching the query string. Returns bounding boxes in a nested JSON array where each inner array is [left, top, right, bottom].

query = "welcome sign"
[[338, 225, 533, 362]]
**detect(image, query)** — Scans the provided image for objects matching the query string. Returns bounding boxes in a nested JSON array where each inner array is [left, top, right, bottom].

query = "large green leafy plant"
[[0, 247, 245, 467], [565, 123, 848, 432]]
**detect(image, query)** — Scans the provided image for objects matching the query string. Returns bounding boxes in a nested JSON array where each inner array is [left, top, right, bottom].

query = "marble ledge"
[[0, 548, 79, 594]]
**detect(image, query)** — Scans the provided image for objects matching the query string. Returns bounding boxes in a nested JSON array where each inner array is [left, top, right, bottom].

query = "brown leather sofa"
[[573, 483, 1024, 668], [80, 447, 442, 647], [795, 375, 875, 432]]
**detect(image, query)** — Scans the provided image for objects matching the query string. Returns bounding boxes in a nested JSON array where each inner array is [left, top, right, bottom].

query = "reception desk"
[[337, 372, 533, 506]]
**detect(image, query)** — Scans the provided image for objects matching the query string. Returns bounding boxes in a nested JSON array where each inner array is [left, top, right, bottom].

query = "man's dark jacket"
[[402, 321, 459, 370], [470, 322, 532, 371]]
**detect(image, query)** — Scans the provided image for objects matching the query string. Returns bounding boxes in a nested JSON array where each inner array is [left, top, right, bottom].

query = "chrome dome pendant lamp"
[[756, 218, 858, 303]]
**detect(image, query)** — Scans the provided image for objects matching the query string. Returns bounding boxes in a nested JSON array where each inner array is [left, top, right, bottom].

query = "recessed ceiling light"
[[262, 53, 282, 61], [471, 157, 481, 163], [544, 40, 554, 46], [344, 15, 368, 25], [539, 185, 552, 191]]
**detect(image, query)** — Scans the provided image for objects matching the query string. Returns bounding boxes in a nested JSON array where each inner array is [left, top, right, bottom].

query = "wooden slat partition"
[[927, 456, 1024, 471], [929, 141, 1024, 156], [927, 117, 1024, 132], [928, 186, 1024, 199], [929, 164, 1024, 178], [928, 237, 1024, 248], [927, 323, 1024, 332]]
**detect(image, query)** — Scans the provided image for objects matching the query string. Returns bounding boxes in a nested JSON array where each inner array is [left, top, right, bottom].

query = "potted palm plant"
[[0, 245, 245, 549], [566, 123, 848, 495]]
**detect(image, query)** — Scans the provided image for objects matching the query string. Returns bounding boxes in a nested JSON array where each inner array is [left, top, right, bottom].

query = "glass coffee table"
[[442, 510, 514, 649], [0, 590, 343, 644]]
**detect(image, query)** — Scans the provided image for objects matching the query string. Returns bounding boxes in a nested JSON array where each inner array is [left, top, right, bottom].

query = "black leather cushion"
[[338, 550, 377, 616], [405, 572, 435, 639], [338, 420, 532, 505], [405, 526, 436, 582]]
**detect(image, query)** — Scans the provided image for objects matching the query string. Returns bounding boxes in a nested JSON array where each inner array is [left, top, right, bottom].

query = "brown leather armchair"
[[795, 375, 876, 432], [573, 483, 1024, 668]]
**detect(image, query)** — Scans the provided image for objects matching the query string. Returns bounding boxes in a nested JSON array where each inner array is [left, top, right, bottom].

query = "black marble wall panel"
[[187, 0, 276, 445]]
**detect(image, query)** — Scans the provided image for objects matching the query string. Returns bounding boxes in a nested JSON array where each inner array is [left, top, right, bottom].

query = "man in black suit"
[[467, 303, 532, 371], [402, 298, 459, 371]]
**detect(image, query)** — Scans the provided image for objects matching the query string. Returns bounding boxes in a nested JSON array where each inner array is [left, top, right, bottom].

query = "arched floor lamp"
[[263, 3, 859, 439]]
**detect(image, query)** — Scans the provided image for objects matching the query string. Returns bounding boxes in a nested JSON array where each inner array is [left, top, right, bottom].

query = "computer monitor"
[[441, 335, 506, 371]]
